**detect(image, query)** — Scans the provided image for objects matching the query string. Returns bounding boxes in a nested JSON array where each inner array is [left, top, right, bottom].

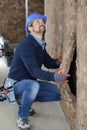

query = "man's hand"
[[54, 68, 70, 83]]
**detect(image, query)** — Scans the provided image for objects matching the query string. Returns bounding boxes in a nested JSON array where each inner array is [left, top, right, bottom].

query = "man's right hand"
[[54, 68, 70, 83]]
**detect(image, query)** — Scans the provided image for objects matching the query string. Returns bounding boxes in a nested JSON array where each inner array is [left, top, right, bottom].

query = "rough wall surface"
[[77, 0, 87, 129], [61, 1, 77, 129], [45, 0, 64, 58], [45, 0, 77, 130], [0, 0, 44, 43]]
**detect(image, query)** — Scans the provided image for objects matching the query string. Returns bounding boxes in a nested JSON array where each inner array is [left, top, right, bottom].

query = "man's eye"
[[37, 21, 39, 23]]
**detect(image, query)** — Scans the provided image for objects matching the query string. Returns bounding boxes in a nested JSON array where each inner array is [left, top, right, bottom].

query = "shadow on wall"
[[68, 48, 77, 96]]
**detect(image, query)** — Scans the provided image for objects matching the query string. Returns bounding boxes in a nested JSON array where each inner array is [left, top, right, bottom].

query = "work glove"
[[54, 68, 70, 83], [54, 72, 67, 82]]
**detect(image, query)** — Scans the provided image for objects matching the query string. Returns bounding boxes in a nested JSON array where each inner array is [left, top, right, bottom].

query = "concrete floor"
[[0, 102, 71, 130], [0, 56, 71, 130]]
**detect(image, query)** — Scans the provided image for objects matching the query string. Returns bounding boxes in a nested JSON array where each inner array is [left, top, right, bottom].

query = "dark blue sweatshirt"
[[8, 34, 60, 81]]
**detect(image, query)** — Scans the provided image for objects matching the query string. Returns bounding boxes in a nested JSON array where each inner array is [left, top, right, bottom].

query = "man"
[[4, 13, 68, 130]]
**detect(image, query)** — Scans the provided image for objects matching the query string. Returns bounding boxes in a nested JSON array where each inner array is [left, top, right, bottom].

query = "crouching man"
[[4, 13, 68, 130]]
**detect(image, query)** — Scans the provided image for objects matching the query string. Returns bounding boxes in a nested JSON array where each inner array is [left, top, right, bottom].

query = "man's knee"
[[25, 80, 40, 98]]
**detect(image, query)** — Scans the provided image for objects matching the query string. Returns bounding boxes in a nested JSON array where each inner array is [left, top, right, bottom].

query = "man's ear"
[[28, 26, 32, 32]]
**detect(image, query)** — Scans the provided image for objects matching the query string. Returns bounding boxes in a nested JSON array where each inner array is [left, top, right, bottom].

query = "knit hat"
[[25, 13, 47, 33]]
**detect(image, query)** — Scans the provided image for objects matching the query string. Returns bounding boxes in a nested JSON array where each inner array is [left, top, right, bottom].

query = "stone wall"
[[45, 0, 76, 130], [76, 0, 87, 129], [0, 0, 44, 43], [45, 0, 87, 130]]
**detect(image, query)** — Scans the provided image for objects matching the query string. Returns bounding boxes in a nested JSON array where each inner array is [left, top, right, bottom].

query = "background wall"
[[0, 0, 44, 43]]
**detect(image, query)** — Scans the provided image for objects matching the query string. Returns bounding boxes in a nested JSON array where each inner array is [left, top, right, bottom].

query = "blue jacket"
[[8, 34, 60, 82]]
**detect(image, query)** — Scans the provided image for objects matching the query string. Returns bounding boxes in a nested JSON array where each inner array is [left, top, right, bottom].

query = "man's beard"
[[32, 26, 46, 34], [39, 26, 46, 33]]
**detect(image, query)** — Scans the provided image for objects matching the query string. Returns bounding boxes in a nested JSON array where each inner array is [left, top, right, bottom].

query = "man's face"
[[29, 18, 46, 34]]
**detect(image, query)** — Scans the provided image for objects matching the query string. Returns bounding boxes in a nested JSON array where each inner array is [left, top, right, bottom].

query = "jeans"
[[14, 79, 61, 119]]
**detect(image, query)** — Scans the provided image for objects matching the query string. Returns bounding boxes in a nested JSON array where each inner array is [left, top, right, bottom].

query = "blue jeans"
[[14, 79, 61, 119]]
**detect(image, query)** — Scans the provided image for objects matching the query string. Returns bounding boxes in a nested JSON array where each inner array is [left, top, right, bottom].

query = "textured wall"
[[0, 0, 44, 43], [45, 0, 63, 58], [77, 0, 87, 129], [45, 0, 76, 130]]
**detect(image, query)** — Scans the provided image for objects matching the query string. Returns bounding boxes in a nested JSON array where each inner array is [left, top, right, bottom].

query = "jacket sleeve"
[[19, 44, 55, 81], [43, 49, 60, 69]]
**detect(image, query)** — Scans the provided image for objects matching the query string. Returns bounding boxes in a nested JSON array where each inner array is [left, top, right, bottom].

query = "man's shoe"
[[29, 108, 35, 116], [17, 117, 30, 130]]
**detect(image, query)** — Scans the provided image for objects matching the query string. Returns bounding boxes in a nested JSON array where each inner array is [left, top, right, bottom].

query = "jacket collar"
[[27, 34, 46, 48]]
